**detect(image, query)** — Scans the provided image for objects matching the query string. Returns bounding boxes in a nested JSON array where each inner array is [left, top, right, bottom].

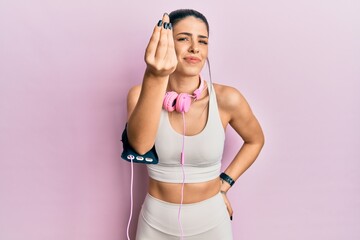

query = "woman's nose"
[[188, 41, 199, 53]]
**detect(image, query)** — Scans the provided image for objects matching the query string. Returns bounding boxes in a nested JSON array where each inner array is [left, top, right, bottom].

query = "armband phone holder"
[[120, 124, 159, 164]]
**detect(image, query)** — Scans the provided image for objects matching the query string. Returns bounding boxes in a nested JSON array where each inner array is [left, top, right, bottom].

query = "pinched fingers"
[[144, 13, 176, 77], [154, 15, 170, 60], [145, 20, 163, 62], [164, 22, 178, 69]]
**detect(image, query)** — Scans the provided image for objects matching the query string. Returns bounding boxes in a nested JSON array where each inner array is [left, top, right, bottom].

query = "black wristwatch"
[[220, 172, 235, 187]]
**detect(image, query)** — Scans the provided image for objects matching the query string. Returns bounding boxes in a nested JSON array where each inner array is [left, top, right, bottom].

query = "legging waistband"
[[140, 192, 229, 236]]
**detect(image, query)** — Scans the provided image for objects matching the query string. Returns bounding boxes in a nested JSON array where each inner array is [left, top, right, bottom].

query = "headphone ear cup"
[[176, 93, 192, 113], [163, 91, 178, 112]]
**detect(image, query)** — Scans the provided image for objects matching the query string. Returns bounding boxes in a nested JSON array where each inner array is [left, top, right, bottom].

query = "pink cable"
[[126, 111, 187, 239], [178, 112, 186, 240], [126, 157, 134, 240]]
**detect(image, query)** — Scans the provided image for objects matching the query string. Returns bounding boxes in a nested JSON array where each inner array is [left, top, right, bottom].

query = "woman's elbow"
[[128, 137, 154, 155]]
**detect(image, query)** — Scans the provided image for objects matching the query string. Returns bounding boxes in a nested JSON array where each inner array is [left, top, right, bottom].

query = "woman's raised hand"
[[144, 13, 178, 78]]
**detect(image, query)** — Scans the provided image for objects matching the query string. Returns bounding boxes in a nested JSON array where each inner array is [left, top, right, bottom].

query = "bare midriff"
[[148, 177, 221, 204]]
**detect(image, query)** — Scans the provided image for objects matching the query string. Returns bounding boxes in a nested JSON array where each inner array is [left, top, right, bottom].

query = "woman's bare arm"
[[127, 14, 177, 154]]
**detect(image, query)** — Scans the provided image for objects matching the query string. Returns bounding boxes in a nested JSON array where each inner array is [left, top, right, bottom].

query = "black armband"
[[120, 124, 159, 164], [220, 172, 235, 187]]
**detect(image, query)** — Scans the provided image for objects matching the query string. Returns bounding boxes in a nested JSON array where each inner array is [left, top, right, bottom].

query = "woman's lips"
[[184, 56, 201, 63]]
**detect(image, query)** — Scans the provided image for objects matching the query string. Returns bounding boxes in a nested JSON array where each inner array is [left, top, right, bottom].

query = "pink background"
[[1, 0, 359, 239]]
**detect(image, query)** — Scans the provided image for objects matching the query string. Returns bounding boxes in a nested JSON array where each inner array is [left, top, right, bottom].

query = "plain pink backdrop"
[[1, 0, 359, 239]]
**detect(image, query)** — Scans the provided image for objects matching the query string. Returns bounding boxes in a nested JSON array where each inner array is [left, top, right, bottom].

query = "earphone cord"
[[126, 157, 134, 240], [126, 112, 186, 239], [178, 112, 186, 240]]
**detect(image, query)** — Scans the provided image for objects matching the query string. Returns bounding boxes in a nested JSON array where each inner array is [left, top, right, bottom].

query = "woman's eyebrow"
[[176, 32, 208, 39]]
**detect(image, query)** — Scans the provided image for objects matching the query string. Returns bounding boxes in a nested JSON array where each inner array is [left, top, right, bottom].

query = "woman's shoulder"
[[212, 82, 245, 111], [128, 84, 142, 93], [127, 84, 142, 100]]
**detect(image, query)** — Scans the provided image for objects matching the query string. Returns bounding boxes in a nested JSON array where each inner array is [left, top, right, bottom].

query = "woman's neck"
[[168, 74, 201, 94]]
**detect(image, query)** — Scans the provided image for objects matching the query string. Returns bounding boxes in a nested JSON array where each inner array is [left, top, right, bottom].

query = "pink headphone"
[[163, 77, 205, 113]]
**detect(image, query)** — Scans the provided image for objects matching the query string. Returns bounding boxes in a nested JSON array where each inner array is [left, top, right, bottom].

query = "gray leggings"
[[135, 193, 233, 240]]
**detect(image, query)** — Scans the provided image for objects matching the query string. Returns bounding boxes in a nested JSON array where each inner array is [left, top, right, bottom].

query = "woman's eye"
[[178, 37, 189, 41], [199, 40, 208, 45]]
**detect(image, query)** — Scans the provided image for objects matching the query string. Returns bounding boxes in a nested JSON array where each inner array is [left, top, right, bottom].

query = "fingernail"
[[230, 216, 233, 221], [163, 12, 169, 17], [157, 20, 163, 27], [168, 23, 172, 30], [163, 22, 169, 29]]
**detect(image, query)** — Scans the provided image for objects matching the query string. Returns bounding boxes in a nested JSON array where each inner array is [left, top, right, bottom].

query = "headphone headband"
[[163, 76, 206, 113], [193, 77, 205, 100]]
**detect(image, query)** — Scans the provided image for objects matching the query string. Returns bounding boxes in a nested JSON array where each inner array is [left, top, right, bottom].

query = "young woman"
[[125, 9, 264, 240]]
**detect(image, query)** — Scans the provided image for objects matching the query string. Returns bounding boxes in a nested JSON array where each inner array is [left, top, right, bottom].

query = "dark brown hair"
[[169, 9, 209, 35]]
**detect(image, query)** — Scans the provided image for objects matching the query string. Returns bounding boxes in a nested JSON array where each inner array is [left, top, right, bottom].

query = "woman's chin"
[[174, 66, 202, 77]]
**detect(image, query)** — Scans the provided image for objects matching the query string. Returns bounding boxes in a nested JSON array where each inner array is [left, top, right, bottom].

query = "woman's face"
[[172, 16, 209, 76]]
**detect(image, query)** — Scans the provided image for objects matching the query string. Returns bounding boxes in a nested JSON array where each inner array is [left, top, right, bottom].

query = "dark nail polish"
[[157, 20, 163, 27], [168, 23, 172, 30], [163, 22, 168, 29], [163, 12, 169, 17], [230, 216, 233, 221]]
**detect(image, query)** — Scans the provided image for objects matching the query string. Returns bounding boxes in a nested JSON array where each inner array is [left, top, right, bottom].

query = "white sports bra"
[[147, 83, 225, 183]]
